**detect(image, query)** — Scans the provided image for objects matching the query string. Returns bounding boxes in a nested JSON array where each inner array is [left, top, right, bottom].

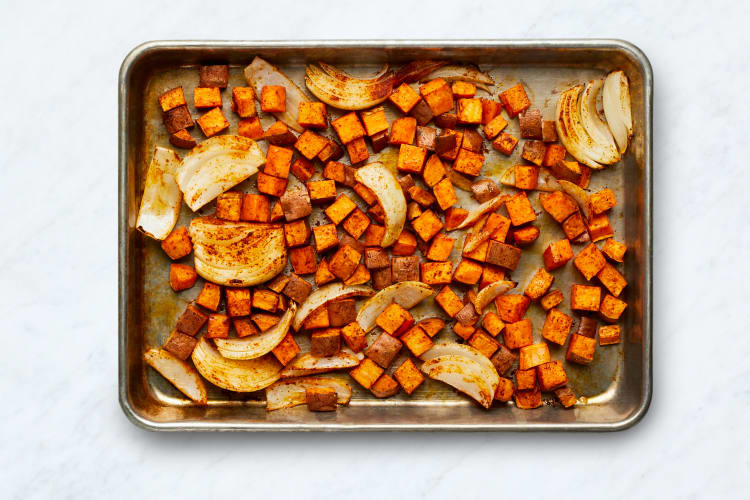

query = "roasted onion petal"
[[280, 350, 362, 378], [580, 79, 620, 157], [420, 343, 499, 376], [354, 162, 407, 247], [305, 63, 395, 110], [453, 193, 509, 230], [558, 179, 593, 222], [394, 60, 449, 86], [144, 348, 207, 404], [356, 281, 434, 333], [214, 303, 296, 360], [472, 280, 516, 313], [555, 86, 604, 169], [603, 70, 633, 154], [136, 147, 182, 240], [191, 337, 282, 392], [422, 64, 495, 87], [266, 377, 352, 411], [421, 354, 498, 409], [293, 283, 374, 331], [243, 56, 310, 132]]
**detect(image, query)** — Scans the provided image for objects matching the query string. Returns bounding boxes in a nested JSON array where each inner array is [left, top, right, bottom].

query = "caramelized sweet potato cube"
[[317, 138, 344, 164], [452, 259, 482, 285], [433, 178, 457, 211], [421, 261, 453, 285], [514, 165, 539, 190], [543, 238, 574, 271], [331, 111, 366, 144], [455, 302, 480, 326], [512, 226, 540, 246], [280, 188, 312, 222], [161, 226, 192, 260], [574, 243, 607, 281], [343, 263, 370, 285], [600, 294, 627, 322], [585, 213, 614, 243], [263, 145, 293, 179], [394, 358, 425, 395], [285, 158, 312, 184], [578, 165, 592, 189], [499, 83, 531, 117], [289, 246, 317, 275], [495, 294, 531, 323], [369, 373, 400, 398], [435, 286, 463, 317], [521, 140, 546, 166], [566, 333, 596, 365], [349, 358, 384, 389], [444, 207, 469, 231], [389, 83, 422, 114], [271, 333, 299, 366], [238, 116, 264, 140], [231, 87, 256, 118], [480, 98, 503, 125], [315, 258, 337, 287], [252, 312, 281, 331], [294, 130, 329, 160], [422, 154, 446, 187], [329, 244, 362, 280], [163, 330, 198, 360], [502, 319, 533, 349], [524, 267, 554, 300], [562, 212, 587, 240], [256, 172, 288, 197], [550, 159, 582, 182], [359, 106, 389, 136], [570, 284, 602, 312], [252, 289, 279, 312], [401, 325, 434, 356], [342, 209, 371, 239], [397, 144, 428, 174], [407, 202, 423, 222], [296, 101, 327, 129], [366, 332, 403, 368], [284, 219, 310, 248], [304, 386, 337, 411], [426, 233, 455, 261], [169, 129, 197, 149], [239, 194, 269, 222], [226, 288, 252, 317], [417, 318, 445, 338], [408, 185, 436, 207], [482, 312, 505, 337], [452, 148, 484, 177], [416, 126, 437, 151], [494, 377, 514, 402], [303, 306, 330, 330], [577, 316, 598, 339], [540, 289, 564, 311], [602, 239, 627, 263], [486, 241, 522, 271], [555, 386, 577, 408], [260, 85, 286, 113], [468, 330, 500, 358], [199, 64, 228, 88], [590, 188, 617, 214], [390, 117, 417, 145], [363, 247, 389, 270], [599, 324, 622, 345], [163, 105, 195, 134], [540, 191, 578, 223], [421, 80, 454, 116], [159, 86, 187, 112], [193, 87, 221, 108], [325, 194, 357, 225], [363, 224, 385, 247], [281, 273, 312, 304], [392, 230, 417, 255], [541, 308, 572, 346], [169, 263, 197, 291], [537, 360, 567, 391], [515, 368, 537, 391], [453, 322, 476, 340], [483, 113, 508, 140], [371, 266, 393, 290], [490, 345, 516, 376], [215, 192, 242, 221], [437, 130, 462, 161], [176, 304, 208, 336], [519, 108, 542, 139], [336, 322, 365, 353], [409, 99, 435, 126], [370, 130, 389, 153], [542, 120, 557, 142], [412, 210, 444, 242], [305, 180, 335, 205], [322, 300, 354, 329], [195, 282, 221, 311], [542, 144, 567, 167], [451, 81, 476, 98], [456, 98, 482, 124], [492, 132, 518, 156], [233, 317, 258, 338], [480, 264, 506, 289], [197, 107, 229, 137], [505, 192, 537, 226], [345, 137, 369, 164], [310, 328, 341, 357], [389, 255, 418, 282], [519, 343, 550, 370], [310, 223, 337, 253], [515, 388, 542, 409], [205, 313, 231, 339]]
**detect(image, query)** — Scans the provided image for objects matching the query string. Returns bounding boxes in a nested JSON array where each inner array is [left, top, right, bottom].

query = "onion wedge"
[[472, 280, 516, 313], [354, 162, 406, 247], [293, 283, 374, 331], [558, 179, 593, 222], [393, 60, 449, 86], [356, 281, 434, 333], [280, 350, 362, 378], [189, 217, 286, 287], [420, 343, 498, 375], [136, 147, 182, 240], [422, 64, 495, 93], [556, 86, 610, 169], [214, 303, 296, 360], [602, 70, 633, 154], [266, 377, 352, 411], [176, 135, 265, 211], [305, 63, 395, 110], [191, 337, 281, 392], [243, 56, 310, 132], [421, 354, 498, 409], [144, 348, 207, 404], [453, 193, 509, 230], [579, 79, 620, 160], [498, 166, 561, 192]]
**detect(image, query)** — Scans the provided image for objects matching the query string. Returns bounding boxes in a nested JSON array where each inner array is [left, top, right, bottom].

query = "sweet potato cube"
[[260, 85, 286, 113], [480, 98, 503, 125], [159, 86, 186, 112], [570, 284, 602, 312], [359, 106, 389, 136], [389, 83, 422, 114], [550, 159, 582, 182], [175, 304, 208, 336], [394, 358, 425, 395], [499, 83, 531, 117], [512, 226, 540, 246], [468, 330, 500, 358], [432, 177, 457, 211], [519, 108, 542, 139], [289, 246, 317, 275], [540, 289, 564, 311], [426, 233, 455, 261], [280, 188, 312, 222], [521, 140, 546, 166], [271, 333, 299, 366], [252, 312, 281, 332], [342, 209, 371, 239], [163, 330, 198, 360], [602, 239, 627, 263], [489, 347, 515, 379], [600, 294, 627, 322], [303, 306, 330, 330], [597, 263, 627, 297], [480, 264, 506, 289], [407, 201, 423, 222], [331, 112, 366, 144], [519, 343, 551, 370], [496, 294, 531, 323], [422, 155, 446, 188], [483, 113, 508, 140], [334, 322, 365, 353], [169, 129, 196, 149], [543, 144, 567, 168], [256, 172, 288, 197], [566, 333, 596, 365], [281, 273, 312, 304], [231, 87, 256, 118], [390, 117, 417, 145], [197, 107, 229, 137], [537, 361, 567, 391], [205, 313, 231, 339], [435, 286, 463, 317], [541, 308, 573, 345], [396, 144, 428, 174], [312, 258, 335, 287], [199, 64, 228, 88], [193, 87, 221, 108], [239, 193, 270, 223], [329, 244, 362, 280], [486, 241, 522, 271], [555, 386, 577, 408], [409, 99, 434, 126], [232, 317, 258, 338], [401, 325, 434, 357], [434, 130, 457, 156], [540, 191, 578, 223], [444, 207, 469, 231], [215, 192, 242, 221], [253, 289, 279, 312], [463, 239, 489, 263], [293, 130, 327, 160], [420, 261, 453, 285], [453, 322, 476, 340], [587, 213, 614, 242], [502, 319, 533, 349], [416, 126, 437, 151], [543, 239, 574, 270], [412, 210, 444, 242], [561, 212, 586, 240], [365, 332, 403, 368], [451, 81, 476, 98], [408, 185, 435, 207], [349, 358, 384, 389], [515, 368, 537, 391], [305, 180, 335, 206], [343, 263, 370, 286], [492, 132, 518, 156], [482, 312, 505, 337], [362, 223, 385, 247], [505, 192, 537, 226], [453, 259, 482, 285], [542, 120, 557, 142], [369, 373, 400, 398], [195, 282, 221, 312], [371, 266, 393, 290], [416, 318, 444, 338], [162, 105, 195, 134], [311, 223, 338, 253], [263, 145, 293, 179], [325, 194, 357, 225], [421, 79, 454, 116], [345, 137, 369, 164], [310, 328, 341, 357], [574, 243, 607, 281], [513, 165, 538, 190], [363, 247, 389, 271], [304, 386, 337, 411], [456, 98, 482, 124], [515, 388, 542, 409], [590, 188, 617, 214], [524, 267, 555, 300], [368, 129, 388, 152], [494, 377, 514, 402], [577, 316, 598, 339], [389, 256, 417, 282], [452, 148, 484, 177], [169, 263, 197, 291], [161, 226, 192, 260], [392, 230, 417, 256], [225, 288, 251, 317], [295, 101, 327, 129], [317, 139, 343, 164], [599, 324, 622, 345], [238, 116, 264, 139]]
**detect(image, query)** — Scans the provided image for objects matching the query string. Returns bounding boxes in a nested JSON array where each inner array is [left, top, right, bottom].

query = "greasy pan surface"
[[119, 40, 652, 431]]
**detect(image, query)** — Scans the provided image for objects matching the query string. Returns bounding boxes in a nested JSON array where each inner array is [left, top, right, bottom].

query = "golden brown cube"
[[492, 132, 519, 156], [519, 343, 551, 370], [600, 294, 627, 322], [256, 172, 288, 198], [205, 313, 231, 339], [453, 259, 483, 285], [566, 333, 596, 365], [515, 368, 537, 391], [540, 289, 564, 311], [289, 246, 317, 275], [468, 330, 500, 358], [480, 264, 506, 289], [524, 267, 555, 300], [426, 233, 455, 261], [311, 328, 341, 357], [281, 273, 312, 304], [196, 107, 229, 137], [360, 106, 389, 136], [421, 261, 454, 285], [597, 263, 627, 297], [401, 325, 434, 357], [231, 87, 256, 118], [555, 386, 577, 408], [169, 263, 197, 292], [543, 144, 567, 168], [193, 87, 221, 108], [494, 377, 514, 402], [392, 230, 417, 256], [407, 185, 435, 207], [215, 192, 242, 221], [515, 388, 542, 409], [175, 304, 208, 336], [483, 113, 508, 139], [329, 244, 362, 280], [365, 333, 403, 368], [598, 324, 622, 345], [502, 319, 533, 349], [574, 243, 607, 281], [390, 117, 418, 145], [196, 282, 221, 311], [451, 81, 476, 98], [433, 177, 457, 211], [253, 289, 279, 312], [570, 284, 602, 312], [376, 303, 414, 336], [389, 83, 422, 114], [312, 223, 339, 253], [422, 154, 446, 187], [159, 86, 186, 112], [456, 98, 482, 124], [499, 83, 531, 117], [486, 240, 522, 271], [340, 321, 367, 352], [452, 148, 485, 177], [587, 213, 615, 242], [444, 207, 469, 231], [342, 208, 371, 239], [562, 212, 587, 240], [303, 306, 330, 330], [434, 286, 463, 317], [241, 193, 270, 222], [305, 386, 337, 411], [512, 225, 540, 246], [495, 294, 531, 324], [345, 137, 370, 164], [306, 180, 336, 205], [260, 85, 286, 113], [238, 116, 264, 139], [294, 130, 329, 160], [393, 358, 425, 395], [252, 312, 281, 332], [505, 192, 537, 226], [420, 79, 454, 116], [482, 312, 505, 337], [602, 238, 627, 263], [540, 191, 578, 223], [542, 308, 573, 345], [325, 194, 357, 225], [264, 145, 293, 179], [331, 111, 366, 144], [412, 210, 444, 242], [537, 360, 568, 391], [480, 98, 503, 125], [543, 238, 574, 271], [226, 288, 252, 317], [263, 121, 296, 146], [233, 317, 258, 338], [297, 101, 327, 129], [590, 188, 617, 214], [160, 226, 192, 260], [396, 144, 428, 174], [272, 332, 300, 366]]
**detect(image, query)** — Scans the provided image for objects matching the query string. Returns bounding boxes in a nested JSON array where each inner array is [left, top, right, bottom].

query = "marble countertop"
[[2, 0, 748, 498]]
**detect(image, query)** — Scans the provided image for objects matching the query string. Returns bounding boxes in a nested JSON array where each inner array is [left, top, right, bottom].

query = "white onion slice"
[[243, 56, 310, 132], [305, 63, 394, 110], [136, 147, 182, 240], [558, 180, 593, 222], [191, 337, 281, 392], [472, 280, 516, 313], [144, 348, 207, 404], [293, 283, 374, 331], [421, 354, 498, 409], [280, 350, 362, 378], [555, 86, 604, 169], [453, 193, 508, 230], [603, 70, 633, 154], [266, 377, 352, 411], [420, 342, 498, 376], [356, 281, 434, 333], [354, 162, 407, 247], [579, 79, 620, 159], [214, 303, 296, 360]]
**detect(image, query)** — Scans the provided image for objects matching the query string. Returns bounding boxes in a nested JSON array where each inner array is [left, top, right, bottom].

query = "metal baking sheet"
[[118, 40, 652, 431]]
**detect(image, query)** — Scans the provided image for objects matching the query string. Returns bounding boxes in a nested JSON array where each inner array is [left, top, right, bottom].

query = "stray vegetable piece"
[[542, 308, 573, 345], [570, 284, 602, 312], [566, 333, 596, 365], [518, 108, 543, 139], [331, 111, 366, 144], [282, 273, 312, 304], [199, 64, 228, 88], [393, 358, 425, 395], [389, 83, 422, 114], [311, 328, 341, 357], [600, 294, 627, 322], [365, 332, 403, 368], [272, 333, 300, 366], [574, 243, 607, 281], [196, 107, 229, 138], [163, 105, 195, 134], [515, 368, 537, 391], [599, 324, 622, 345], [401, 325, 434, 357], [435, 286, 463, 317], [541, 289, 563, 311], [537, 360, 568, 391], [169, 264, 196, 291], [206, 314, 231, 339], [329, 244, 362, 280], [499, 83, 531, 117], [495, 377, 514, 402], [602, 238, 627, 262], [193, 87, 221, 108], [161, 226, 192, 260], [490, 345, 516, 375], [159, 86, 187, 112], [238, 116, 264, 140], [519, 343, 550, 370], [163, 330, 198, 360], [176, 304, 209, 335], [468, 330, 500, 358], [521, 140, 546, 166], [543, 238, 574, 271], [555, 386, 577, 408], [492, 132, 518, 156]]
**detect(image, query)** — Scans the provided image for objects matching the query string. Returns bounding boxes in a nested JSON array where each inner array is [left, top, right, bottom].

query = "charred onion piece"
[[305, 62, 395, 110], [603, 70, 633, 154], [393, 60, 449, 86], [354, 162, 407, 247], [191, 337, 282, 392], [144, 348, 207, 404], [279, 349, 362, 378], [214, 303, 296, 360], [420, 354, 499, 409], [421, 64, 495, 92], [136, 147, 182, 240], [266, 377, 352, 411]]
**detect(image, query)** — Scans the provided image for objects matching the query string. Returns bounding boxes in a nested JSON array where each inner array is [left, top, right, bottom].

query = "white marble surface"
[[1, 0, 748, 498]]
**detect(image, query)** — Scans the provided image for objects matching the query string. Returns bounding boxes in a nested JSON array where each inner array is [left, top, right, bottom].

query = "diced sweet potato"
[[562, 212, 587, 240], [371, 266, 393, 290], [325, 194, 357, 225], [370, 374, 400, 398], [452, 259, 482, 285], [492, 132, 518, 156], [409, 99, 434, 126], [426, 233, 455, 261], [196, 107, 229, 138], [470, 179, 500, 204], [225, 288, 251, 317], [390, 117, 417, 145], [453, 322, 476, 340], [599, 324, 622, 345], [331, 111, 366, 144], [437, 130, 463, 161], [336, 321, 365, 353], [279, 273, 311, 305], [393, 358, 424, 395], [199, 64, 228, 88], [388, 256, 417, 282], [365, 332, 403, 369], [369, 129, 388, 152], [401, 325, 434, 357], [359, 106, 389, 136], [314, 258, 336, 287], [161, 226, 192, 260], [550, 159, 582, 183], [512, 226, 540, 246], [342, 208, 371, 239], [239, 194, 269, 223], [600, 294, 627, 322], [256, 172, 288, 197], [537, 360, 567, 391], [162, 105, 195, 134], [363, 224, 385, 247], [590, 188, 617, 214], [194, 282, 221, 312], [345, 137, 369, 164], [499, 83, 531, 117], [577, 316, 598, 339], [392, 230, 417, 256], [305, 181, 335, 206], [389, 83, 422, 113], [293, 130, 327, 160], [518, 108, 542, 139], [543, 238, 574, 271], [433, 178, 457, 211], [289, 246, 317, 275], [253, 289, 279, 312], [455, 302, 480, 326], [543, 144, 567, 168], [408, 185, 436, 207], [233, 317, 258, 338], [456, 98, 482, 124], [515, 368, 537, 391], [176, 304, 208, 336], [363, 247, 390, 270], [513, 165, 537, 190], [329, 244, 362, 280], [490, 345, 516, 375], [231, 87, 256, 118], [505, 192, 536, 226], [296, 101, 327, 129], [284, 219, 311, 248], [486, 241, 522, 271], [375, 303, 413, 336], [602, 239, 627, 263], [523, 267, 554, 300], [541, 308, 573, 345], [494, 377, 514, 402], [417, 318, 445, 338], [468, 330, 500, 358], [514, 388, 542, 409], [416, 126, 437, 151], [159, 86, 186, 112], [540, 289, 564, 311], [206, 313, 231, 339], [574, 243, 607, 281], [452, 148, 484, 177], [169, 129, 197, 149], [480, 264, 506, 289], [555, 386, 577, 408], [435, 286, 463, 317], [238, 116, 264, 140], [271, 332, 300, 366], [252, 312, 281, 331], [412, 210, 444, 242], [304, 386, 337, 411], [597, 263, 627, 297], [349, 358, 384, 390], [480, 98, 503, 125], [193, 87, 221, 108], [317, 138, 344, 164], [303, 306, 330, 330], [444, 207, 469, 231], [260, 85, 286, 113], [519, 343, 550, 370], [570, 284, 602, 312], [215, 192, 242, 221], [502, 319, 533, 349], [435, 112, 457, 129], [163, 330, 198, 360], [521, 140, 546, 166], [396, 144, 428, 174], [587, 213, 614, 242], [542, 120, 557, 142], [540, 191, 578, 223], [566, 333, 596, 365], [451, 81, 476, 98], [421, 261, 453, 285], [420, 78, 454, 115], [481, 312, 504, 337], [483, 113, 508, 140], [310, 328, 341, 357]]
